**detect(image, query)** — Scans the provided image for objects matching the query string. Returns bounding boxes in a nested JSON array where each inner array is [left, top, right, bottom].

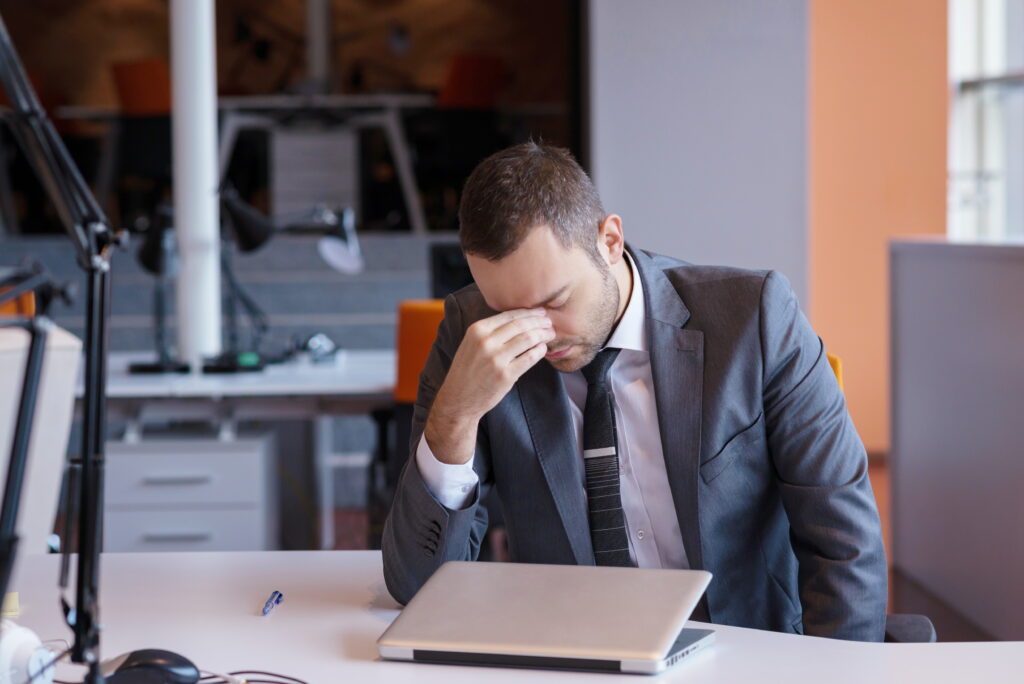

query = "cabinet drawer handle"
[[141, 532, 212, 543], [140, 475, 213, 486]]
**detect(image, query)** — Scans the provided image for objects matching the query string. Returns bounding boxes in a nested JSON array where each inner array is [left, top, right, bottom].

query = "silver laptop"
[[378, 561, 714, 675]]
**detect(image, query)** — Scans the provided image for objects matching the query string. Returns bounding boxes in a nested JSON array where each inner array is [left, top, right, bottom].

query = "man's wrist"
[[424, 403, 478, 465]]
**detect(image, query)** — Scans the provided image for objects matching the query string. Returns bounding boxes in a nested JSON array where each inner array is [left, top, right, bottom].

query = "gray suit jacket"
[[382, 246, 887, 641]]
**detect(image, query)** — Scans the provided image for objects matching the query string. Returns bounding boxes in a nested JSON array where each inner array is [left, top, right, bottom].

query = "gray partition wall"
[[588, 0, 808, 303], [891, 238, 1024, 640]]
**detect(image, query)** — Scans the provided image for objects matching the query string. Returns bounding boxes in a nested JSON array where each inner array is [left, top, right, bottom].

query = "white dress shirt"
[[415, 252, 689, 569]]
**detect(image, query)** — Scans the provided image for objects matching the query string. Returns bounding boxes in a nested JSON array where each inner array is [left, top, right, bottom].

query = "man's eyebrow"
[[529, 284, 570, 309]]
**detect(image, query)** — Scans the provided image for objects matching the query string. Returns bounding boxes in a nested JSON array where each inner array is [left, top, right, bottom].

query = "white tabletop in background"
[[80, 349, 395, 400], [9, 551, 1023, 684], [217, 93, 436, 111], [56, 94, 436, 121]]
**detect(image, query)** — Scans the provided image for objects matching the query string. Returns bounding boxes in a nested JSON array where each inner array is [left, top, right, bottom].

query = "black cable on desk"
[[229, 671, 306, 684], [200, 670, 308, 684]]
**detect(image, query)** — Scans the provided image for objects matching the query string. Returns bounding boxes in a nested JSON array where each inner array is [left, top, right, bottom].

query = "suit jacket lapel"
[[517, 363, 594, 565], [631, 248, 707, 584]]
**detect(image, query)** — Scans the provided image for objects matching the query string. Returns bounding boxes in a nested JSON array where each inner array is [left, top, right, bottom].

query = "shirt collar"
[[605, 250, 647, 353]]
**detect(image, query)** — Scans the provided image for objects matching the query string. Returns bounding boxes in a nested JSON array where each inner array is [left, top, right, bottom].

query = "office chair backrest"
[[395, 299, 445, 403], [0, 289, 34, 317], [827, 353, 843, 391], [437, 53, 508, 110], [112, 59, 171, 116]]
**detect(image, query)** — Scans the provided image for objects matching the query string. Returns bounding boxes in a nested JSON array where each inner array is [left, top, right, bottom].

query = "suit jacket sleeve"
[[759, 270, 888, 641], [382, 293, 492, 605]]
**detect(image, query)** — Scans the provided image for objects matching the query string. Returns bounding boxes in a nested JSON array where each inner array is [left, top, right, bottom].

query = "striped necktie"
[[581, 348, 634, 567]]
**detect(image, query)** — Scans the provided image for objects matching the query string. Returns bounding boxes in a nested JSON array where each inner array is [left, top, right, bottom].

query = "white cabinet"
[[104, 433, 277, 552]]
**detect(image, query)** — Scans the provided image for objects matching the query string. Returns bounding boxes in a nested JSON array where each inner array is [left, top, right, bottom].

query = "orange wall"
[[809, 1, 947, 454]]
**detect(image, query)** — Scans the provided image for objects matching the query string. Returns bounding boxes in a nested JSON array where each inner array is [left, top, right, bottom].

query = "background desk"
[[97, 350, 394, 422], [11, 551, 1023, 683], [54, 93, 434, 236], [79, 350, 396, 550]]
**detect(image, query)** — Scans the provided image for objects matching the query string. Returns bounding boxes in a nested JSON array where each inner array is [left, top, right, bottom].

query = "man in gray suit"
[[382, 142, 887, 641]]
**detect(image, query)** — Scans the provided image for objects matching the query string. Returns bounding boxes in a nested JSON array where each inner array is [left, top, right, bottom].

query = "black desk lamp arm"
[[0, 12, 123, 681]]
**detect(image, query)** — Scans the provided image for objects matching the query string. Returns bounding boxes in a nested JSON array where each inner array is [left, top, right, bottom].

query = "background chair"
[[390, 298, 447, 487], [0, 287, 34, 317], [827, 352, 937, 643]]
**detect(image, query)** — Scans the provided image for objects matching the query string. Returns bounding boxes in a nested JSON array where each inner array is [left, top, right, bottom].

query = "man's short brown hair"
[[458, 142, 606, 261]]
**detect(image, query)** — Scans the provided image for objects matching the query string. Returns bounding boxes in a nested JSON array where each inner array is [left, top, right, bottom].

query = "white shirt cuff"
[[415, 433, 479, 510]]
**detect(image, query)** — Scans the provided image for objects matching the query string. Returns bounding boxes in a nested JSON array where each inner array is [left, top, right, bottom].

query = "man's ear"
[[598, 214, 625, 264]]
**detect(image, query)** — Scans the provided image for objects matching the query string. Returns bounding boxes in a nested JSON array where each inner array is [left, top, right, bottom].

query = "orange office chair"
[[111, 59, 171, 116], [827, 353, 843, 391], [394, 300, 446, 404], [826, 351, 936, 643], [0, 290, 35, 317], [437, 54, 508, 110]]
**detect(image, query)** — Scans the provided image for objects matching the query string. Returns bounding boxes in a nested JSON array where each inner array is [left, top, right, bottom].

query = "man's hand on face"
[[424, 309, 554, 465]]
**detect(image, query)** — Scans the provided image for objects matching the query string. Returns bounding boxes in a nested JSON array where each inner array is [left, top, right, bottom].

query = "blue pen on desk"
[[262, 590, 283, 616]]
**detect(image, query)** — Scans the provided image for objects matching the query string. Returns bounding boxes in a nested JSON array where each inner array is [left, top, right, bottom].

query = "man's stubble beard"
[[547, 264, 620, 373]]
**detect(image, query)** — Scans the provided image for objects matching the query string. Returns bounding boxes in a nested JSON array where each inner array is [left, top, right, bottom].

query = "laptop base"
[[381, 628, 715, 675]]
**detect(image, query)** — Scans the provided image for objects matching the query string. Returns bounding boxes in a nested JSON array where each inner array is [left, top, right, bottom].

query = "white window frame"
[[949, 0, 1024, 241]]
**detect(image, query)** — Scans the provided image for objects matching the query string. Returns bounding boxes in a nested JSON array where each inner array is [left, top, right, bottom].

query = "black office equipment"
[[429, 241, 474, 298], [0, 13, 172, 682]]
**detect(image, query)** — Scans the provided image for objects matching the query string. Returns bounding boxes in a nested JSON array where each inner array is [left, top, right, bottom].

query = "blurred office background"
[[0, 0, 1021, 643]]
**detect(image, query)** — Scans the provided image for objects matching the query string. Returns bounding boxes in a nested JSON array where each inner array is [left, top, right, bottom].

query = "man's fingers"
[[472, 308, 547, 337], [500, 327, 556, 363], [508, 341, 548, 378], [492, 313, 553, 345]]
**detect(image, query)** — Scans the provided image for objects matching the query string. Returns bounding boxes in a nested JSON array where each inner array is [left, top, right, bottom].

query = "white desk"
[[96, 350, 394, 417], [11, 551, 1023, 683], [80, 350, 396, 549]]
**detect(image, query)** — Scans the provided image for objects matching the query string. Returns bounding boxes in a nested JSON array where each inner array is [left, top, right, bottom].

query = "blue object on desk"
[[262, 590, 283, 616]]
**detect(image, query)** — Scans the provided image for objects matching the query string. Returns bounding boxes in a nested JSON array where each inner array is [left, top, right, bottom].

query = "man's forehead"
[[465, 225, 590, 309], [475, 273, 571, 312], [469, 258, 573, 312]]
